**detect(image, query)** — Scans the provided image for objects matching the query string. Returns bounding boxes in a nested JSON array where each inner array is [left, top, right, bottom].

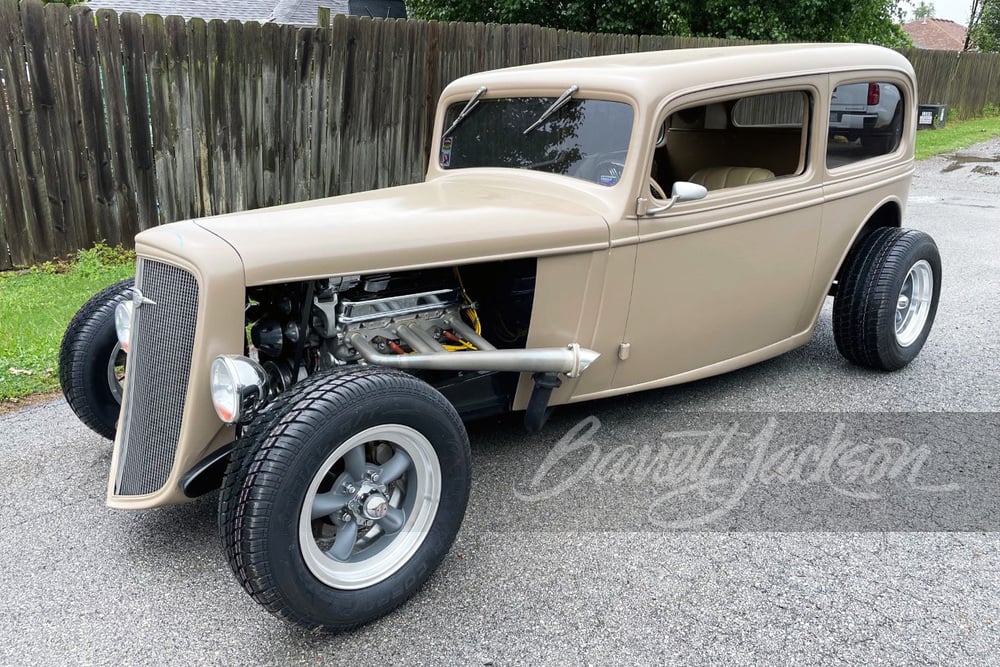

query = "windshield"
[[439, 97, 634, 186]]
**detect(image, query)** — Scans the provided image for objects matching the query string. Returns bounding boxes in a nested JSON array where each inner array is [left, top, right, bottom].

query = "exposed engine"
[[244, 261, 537, 416]]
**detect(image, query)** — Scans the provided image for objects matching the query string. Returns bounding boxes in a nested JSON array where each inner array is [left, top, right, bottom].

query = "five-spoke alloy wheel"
[[299, 424, 441, 589], [219, 367, 471, 631]]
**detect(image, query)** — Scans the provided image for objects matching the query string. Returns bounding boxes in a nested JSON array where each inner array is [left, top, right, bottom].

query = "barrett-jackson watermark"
[[513, 415, 966, 529]]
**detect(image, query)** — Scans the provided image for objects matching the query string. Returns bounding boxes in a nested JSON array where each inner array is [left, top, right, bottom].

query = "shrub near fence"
[[1, 0, 999, 268]]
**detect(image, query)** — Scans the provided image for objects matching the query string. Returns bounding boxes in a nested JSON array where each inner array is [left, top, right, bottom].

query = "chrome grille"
[[115, 260, 199, 496]]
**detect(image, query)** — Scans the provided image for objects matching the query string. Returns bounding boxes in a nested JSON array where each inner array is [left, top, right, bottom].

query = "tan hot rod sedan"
[[59, 44, 940, 630]]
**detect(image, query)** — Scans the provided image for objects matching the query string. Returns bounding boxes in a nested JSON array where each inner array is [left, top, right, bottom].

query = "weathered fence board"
[[168, 14, 197, 221], [241, 20, 264, 211], [259, 21, 280, 209], [142, 13, 172, 224], [292, 26, 315, 203], [186, 17, 210, 217], [96, 8, 139, 244], [121, 11, 156, 231], [40, 3, 85, 254], [0, 75, 17, 269], [49, 5, 91, 253], [0, 1, 27, 269], [4, 0, 49, 266], [1, 0, 999, 266], [21, 0, 64, 256], [71, 4, 113, 247], [309, 18, 330, 197], [210, 18, 231, 214]]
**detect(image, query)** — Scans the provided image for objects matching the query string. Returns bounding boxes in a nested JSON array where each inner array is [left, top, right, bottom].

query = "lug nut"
[[370, 472, 380, 483], [345, 483, 356, 494]]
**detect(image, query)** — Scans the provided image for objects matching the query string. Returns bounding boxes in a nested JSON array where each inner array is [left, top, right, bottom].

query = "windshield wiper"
[[522, 85, 579, 135], [443, 86, 487, 137]]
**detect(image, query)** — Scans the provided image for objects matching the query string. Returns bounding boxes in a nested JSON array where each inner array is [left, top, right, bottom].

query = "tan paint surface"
[[193, 172, 613, 286]]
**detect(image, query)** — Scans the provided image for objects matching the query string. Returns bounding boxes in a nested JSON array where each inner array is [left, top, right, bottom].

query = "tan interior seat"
[[688, 166, 776, 191]]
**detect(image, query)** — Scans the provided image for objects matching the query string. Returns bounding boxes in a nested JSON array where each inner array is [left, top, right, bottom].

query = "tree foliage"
[[407, 0, 912, 47], [968, 0, 1000, 52], [913, 2, 935, 19]]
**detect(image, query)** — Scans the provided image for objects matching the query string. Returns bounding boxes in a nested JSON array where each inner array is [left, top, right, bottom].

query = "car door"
[[610, 81, 827, 391]]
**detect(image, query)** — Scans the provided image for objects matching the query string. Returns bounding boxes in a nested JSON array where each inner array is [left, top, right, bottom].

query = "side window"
[[827, 81, 904, 168], [651, 89, 810, 196]]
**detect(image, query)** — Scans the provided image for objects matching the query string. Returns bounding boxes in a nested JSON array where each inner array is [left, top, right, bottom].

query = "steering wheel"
[[648, 176, 669, 201], [586, 159, 621, 185], [571, 153, 626, 185]]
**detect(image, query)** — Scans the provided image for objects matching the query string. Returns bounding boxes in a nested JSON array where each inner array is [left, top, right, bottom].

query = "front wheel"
[[833, 227, 941, 370], [58, 278, 134, 439], [219, 367, 471, 631]]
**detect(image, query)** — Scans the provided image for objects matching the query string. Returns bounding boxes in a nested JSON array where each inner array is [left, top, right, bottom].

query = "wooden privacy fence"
[[1, 0, 999, 268], [905, 47, 1000, 119]]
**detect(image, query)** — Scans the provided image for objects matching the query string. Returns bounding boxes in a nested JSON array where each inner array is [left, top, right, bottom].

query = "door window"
[[651, 89, 811, 195]]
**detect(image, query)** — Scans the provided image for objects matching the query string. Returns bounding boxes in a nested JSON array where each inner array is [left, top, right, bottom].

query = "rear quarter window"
[[826, 81, 904, 168]]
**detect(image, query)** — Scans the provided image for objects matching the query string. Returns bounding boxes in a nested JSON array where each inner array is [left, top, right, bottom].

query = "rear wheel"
[[219, 367, 471, 631], [58, 279, 133, 439], [833, 228, 941, 370]]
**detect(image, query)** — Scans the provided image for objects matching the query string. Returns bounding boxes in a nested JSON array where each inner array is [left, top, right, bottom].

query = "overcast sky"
[[900, 0, 975, 25]]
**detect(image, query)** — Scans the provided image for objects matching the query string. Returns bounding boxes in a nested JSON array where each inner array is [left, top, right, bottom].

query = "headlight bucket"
[[114, 301, 134, 353], [210, 355, 269, 424]]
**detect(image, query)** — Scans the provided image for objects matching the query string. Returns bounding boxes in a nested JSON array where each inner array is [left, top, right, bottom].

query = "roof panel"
[[443, 44, 916, 107]]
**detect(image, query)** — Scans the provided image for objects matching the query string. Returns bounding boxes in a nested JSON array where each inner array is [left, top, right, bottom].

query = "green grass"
[[0, 244, 135, 403], [915, 116, 1000, 160]]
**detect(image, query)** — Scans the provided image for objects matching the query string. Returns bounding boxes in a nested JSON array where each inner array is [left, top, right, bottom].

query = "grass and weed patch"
[[916, 115, 1000, 160], [0, 243, 135, 403]]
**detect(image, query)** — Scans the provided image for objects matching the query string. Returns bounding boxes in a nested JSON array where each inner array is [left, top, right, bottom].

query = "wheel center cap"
[[897, 294, 910, 311], [362, 494, 389, 520]]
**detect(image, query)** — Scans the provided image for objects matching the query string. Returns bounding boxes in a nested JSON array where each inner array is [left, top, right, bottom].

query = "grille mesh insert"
[[115, 260, 199, 496]]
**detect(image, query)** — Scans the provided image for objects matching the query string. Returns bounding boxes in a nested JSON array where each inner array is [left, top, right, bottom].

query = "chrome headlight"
[[114, 301, 134, 353], [210, 355, 269, 424]]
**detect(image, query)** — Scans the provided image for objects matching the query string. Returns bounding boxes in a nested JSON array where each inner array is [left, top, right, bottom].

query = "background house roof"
[[902, 18, 968, 51], [84, 0, 405, 24], [276, 1, 406, 23]]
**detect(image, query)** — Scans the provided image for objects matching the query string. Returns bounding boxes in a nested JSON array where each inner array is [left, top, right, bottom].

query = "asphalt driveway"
[[1, 139, 998, 665]]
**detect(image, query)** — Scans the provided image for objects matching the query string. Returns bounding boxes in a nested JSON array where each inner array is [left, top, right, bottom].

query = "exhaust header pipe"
[[350, 334, 600, 378]]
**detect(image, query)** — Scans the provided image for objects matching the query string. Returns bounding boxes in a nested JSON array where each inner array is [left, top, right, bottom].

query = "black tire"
[[58, 278, 134, 440], [861, 133, 892, 154], [219, 367, 471, 631], [833, 228, 941, 371], [862, 104, 903, 155]]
